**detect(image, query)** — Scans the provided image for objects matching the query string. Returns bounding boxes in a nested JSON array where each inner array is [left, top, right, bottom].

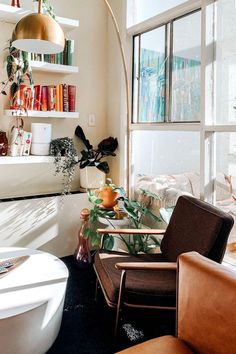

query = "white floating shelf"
[[0, 156, 54, 165], [4, 110, 79, 119], [0, 4, 79, 31], [30, 61, 79, 74]]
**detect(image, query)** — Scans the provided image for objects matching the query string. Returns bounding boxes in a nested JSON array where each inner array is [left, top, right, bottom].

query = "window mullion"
[[165, 23, 171, 123]]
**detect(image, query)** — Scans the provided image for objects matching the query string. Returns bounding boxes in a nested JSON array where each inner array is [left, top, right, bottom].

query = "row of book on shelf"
[[10, 84, 76, 112], [30, 39, 75, 66]]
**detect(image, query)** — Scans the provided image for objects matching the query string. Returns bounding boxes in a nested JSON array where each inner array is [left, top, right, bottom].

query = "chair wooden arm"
[[97, 228, 166, 235], [115, 262, 177, 271]]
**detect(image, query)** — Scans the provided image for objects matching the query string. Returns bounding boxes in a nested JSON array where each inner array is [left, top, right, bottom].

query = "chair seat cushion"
[[94, 251, 176, 307], [116, 335, 193, 354]]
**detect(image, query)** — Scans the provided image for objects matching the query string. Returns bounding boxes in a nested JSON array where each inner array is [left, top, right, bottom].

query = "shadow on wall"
[[0, 198, 58, 249]]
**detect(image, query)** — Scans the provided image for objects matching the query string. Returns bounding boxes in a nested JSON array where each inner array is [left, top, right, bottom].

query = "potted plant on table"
[[84, 185, 162, 254], [75, 125, 118, 190]]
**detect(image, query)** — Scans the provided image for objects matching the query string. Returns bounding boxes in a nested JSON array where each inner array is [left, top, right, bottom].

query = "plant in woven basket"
[[50, 137, 78, 194]]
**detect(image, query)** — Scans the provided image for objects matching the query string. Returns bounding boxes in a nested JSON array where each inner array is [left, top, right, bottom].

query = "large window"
[[132, 10, 201, 123], [128, 0, 236, 266], [127, 0, 189, 27]]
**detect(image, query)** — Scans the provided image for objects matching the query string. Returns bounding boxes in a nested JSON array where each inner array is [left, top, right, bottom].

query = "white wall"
[[0, 0, 113, 257], [0, 193, 90, 257], [0, 0, 108, 197]]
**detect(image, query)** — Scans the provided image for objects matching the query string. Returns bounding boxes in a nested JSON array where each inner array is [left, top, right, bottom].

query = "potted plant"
[[98, 178, 118, 208], [84, 186, 162, 254], [75, 125, 118, 189], [1, 44, 33, 101], [50, 137, 78, 194]]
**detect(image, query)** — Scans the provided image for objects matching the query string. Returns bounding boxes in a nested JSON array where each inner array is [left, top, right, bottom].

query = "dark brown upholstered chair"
[[116, 252, 236, 354], [93, 195, 234, 336]]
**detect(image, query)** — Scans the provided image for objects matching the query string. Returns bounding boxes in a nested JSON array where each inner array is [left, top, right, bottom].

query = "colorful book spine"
[[33, 85, 42, 111], [68, 85, 76, 112], [67, 40, 74, 66], [41, 86, 48, 111], [55, 85, 60, 111], [47, 85, 56, 111], [59, 84, 63, 112], [63, 84, 69, 112], [63, 39, 68, 65]]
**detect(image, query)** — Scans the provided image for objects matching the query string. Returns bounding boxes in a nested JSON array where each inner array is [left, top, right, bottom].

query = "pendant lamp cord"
[[38, 0, 42, 14]]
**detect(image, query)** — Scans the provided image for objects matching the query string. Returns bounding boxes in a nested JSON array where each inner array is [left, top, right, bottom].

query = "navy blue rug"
[[47, 256, 175, 354]]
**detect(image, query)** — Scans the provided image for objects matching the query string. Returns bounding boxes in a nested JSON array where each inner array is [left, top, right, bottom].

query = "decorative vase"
[[79, 166, 106, 189], [0, 131, 8, 156], [11, 0, 20, 7], [98, 186, 118, 208], [74, 208, 92, 269]]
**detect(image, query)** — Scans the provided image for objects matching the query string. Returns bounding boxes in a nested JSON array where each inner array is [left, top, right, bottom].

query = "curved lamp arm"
[[102, 0, 131, 191]]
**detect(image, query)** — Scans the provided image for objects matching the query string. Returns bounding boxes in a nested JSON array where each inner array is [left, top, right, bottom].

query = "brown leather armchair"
[[116, 251, 236, 354], [93, 196, 234, 337]]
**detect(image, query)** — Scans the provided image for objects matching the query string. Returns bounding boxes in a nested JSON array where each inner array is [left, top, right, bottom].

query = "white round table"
[[0, 247, 69, 354]]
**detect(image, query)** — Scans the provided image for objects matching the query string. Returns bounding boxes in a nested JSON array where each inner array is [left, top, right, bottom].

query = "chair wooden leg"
[[114, 270, 127, 341]]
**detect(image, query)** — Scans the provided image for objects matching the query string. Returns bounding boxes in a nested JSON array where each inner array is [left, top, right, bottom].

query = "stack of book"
[[30, 39, 75, 66], [10, 84, 76, 112]]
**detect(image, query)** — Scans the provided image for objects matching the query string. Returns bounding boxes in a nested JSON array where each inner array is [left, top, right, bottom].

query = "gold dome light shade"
[[12, 13, 65, 54]]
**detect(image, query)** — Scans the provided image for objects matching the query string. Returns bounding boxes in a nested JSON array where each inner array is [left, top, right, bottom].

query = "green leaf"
[[123, 205, 139, 220], [150, 236, 161, 246], [10, 82, 19, 98], [23, 60, 29, 74], [139, 188, 161, 200], [104, 235, 114, 250]]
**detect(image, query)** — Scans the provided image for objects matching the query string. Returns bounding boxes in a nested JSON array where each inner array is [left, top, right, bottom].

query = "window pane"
[[132, 130, 200, 176], [127, 0, 188, 27], [133, 26, 166, 123], [171, 11, 201, 122], [215, 0, 236, 124], [215, 133, 236, 265], [132, 130, 200, 227]]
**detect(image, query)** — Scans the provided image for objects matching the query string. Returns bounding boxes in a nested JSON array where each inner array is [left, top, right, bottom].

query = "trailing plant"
[[0, 44, 33, 102], [50, 137, 78, 194], [75, 125, 118, 174], [84, 186, 162, 254]]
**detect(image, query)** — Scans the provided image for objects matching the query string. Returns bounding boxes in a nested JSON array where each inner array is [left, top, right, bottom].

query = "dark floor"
[[47, 256, 175, 354]]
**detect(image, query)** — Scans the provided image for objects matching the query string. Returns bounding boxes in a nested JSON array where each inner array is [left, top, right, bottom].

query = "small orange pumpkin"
[[98, 186, 118, 208]]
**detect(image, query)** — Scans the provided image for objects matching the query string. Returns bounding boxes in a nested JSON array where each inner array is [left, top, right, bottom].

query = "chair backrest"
[[160, 195, 234, 262], [177, 252, 236, 354]]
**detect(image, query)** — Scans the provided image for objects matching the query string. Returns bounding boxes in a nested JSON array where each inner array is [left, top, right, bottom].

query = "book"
[[25, 86, 34, 110], [63, 84, 69, 112], [63, 39, 68, 65], [22, 132, 32, 156], [56, 52, 63, 65], [56, 84, 60, 111], [41, 86, 48, 111], [68, 85, 76, 112], [59, 84, 63, 112], [67, 39, 75, 66], [47, 85, 56, 111], [33, 85, 42, 111]]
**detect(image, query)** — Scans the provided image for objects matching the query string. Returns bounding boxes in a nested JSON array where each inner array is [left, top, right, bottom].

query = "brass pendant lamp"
[[11, 0, 65, 54]]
